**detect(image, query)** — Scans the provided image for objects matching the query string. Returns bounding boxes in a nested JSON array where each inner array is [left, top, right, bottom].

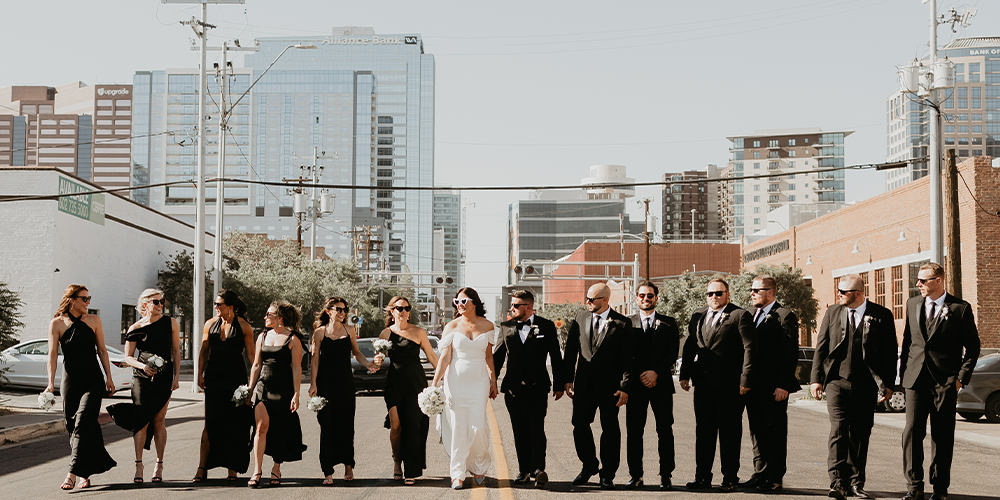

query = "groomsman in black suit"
[[624, 281, 679, 491], [811, 273, 897, 500], [563, 282, 634, 490], [493, 290, 565, 488], [679, 278, 756, 493], [739, 274, 800, 493], [900, 263, 980, 500]]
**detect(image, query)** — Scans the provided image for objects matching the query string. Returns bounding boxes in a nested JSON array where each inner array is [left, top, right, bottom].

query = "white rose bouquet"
[[307, 396, 328, 412], [146, 354, 166, 380], [232, 384, 250, 406], [38, 391, 56, 411], [372, 339, 392, 365], [417, 386, 446, 416]]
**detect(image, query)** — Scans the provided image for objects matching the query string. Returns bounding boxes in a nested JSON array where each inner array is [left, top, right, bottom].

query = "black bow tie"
[[517, 321, 531, 330]]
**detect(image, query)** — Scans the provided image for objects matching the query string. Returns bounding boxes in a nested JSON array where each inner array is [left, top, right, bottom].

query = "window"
[[891, 265, 904, 319], [753, 195, 760, 202], [789, 195, 796, 201], [860, 272, 870, 297], [753, 184, 760, 191], [768, 140, 779, 147], [788, 139, 796, 146], [789, 150, 796, 157], [753, 151, 761, 158], [768, 151, 779, 158], [754, 162, 760, 169], [753, 218, 760, 225], [874, 269, 886, 306], [753, 206, 760, 214], [752, 140, 760, 147], [789, 184, 796, 190]]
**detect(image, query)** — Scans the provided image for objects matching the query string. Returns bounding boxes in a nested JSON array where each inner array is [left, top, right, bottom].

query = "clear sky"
[[3, 0, 994, 315]]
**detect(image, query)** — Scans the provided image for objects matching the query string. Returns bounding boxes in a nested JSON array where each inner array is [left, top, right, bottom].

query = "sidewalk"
[[0, 369, 202, 447]]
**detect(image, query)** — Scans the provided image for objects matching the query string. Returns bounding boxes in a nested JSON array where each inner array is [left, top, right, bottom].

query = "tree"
[[657, 272, 722, 330], [157, 250, 214, 323], [536, 301, 587, 349], [729, 263, 819, 332], [0, 281, 26, 386]]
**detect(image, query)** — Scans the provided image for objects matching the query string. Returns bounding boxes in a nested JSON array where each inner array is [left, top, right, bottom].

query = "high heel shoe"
[[452, 479, 464, 490], [474, 476, 485, 486], [134, 461, 144, 484], [152, 461, 163, 483], [192, 466, 206, 483]]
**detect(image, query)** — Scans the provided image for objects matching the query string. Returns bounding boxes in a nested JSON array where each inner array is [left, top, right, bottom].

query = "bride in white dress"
[[431, 287, 498, 490]]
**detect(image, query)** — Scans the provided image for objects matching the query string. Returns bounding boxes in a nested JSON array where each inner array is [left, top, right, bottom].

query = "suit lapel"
[[593, 314, 610, 352], [582, 312, 595, 357], [926, 294, 950, 341]]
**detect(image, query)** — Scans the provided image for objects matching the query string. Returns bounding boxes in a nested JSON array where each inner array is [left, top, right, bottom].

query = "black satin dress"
[[252, 332, 307, 463], [60, 313, 117, 478], [107, 315, 173, 450], [316, 335, 356, 474], [382, 331, 428, 478], [204, 317, 253, 473]]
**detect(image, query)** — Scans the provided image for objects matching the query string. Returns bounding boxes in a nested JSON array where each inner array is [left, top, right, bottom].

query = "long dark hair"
[[270, 300, 302, 331], [55, 284, 87, 318], [384, 296, 410, 328], [454, 287, 487, 318], [314, 297, 348, 330], [217, 289, 248, 320]]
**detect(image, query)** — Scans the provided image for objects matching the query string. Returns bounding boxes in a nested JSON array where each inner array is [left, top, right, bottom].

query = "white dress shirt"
[[519, 314, 536, 343]]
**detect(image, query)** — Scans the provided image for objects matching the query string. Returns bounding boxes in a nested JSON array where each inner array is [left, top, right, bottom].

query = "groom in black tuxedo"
[[624, 281, 679, 491], [563, 282, 634, 490], [493, 290, 565, 488], [900, 262, 980, 500], [679, 278, 756, 493]]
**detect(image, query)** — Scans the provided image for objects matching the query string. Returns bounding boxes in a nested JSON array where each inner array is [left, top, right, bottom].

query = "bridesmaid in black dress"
[[246, 300, 307, 488], [107, 289, 180, 484], [375, 296, 438, 485], [192, 289, 256, 482], [45, 285, 117, 490], [308, 297, 375, 484]]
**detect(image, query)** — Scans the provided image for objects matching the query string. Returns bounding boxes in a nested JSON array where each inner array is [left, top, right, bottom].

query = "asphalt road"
[[1, 380, 999, 499]]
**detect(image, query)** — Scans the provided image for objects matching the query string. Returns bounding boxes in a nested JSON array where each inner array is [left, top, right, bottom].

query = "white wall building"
[[0, 167, 214, 350]]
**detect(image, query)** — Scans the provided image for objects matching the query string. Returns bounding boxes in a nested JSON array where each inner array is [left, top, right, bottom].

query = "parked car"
[[353, 338, 389, 392], [1, 339, 133, 392], [957, 353, 1000, 422], [796, 347, 816, 385], [419, 335, 440, 380]]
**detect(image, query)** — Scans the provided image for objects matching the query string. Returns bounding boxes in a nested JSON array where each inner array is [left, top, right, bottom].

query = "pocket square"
[[535, 334, 544, 338]]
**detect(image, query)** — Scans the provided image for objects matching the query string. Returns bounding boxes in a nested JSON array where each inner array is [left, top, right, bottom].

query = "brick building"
[[661, 165, 722, 240], [740, 156, 1000, 348]]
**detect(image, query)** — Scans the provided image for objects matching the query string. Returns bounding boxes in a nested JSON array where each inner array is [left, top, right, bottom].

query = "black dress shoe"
[[853, 485, 873, 499], [928, 493, 947, 500], [902, 491, 925, 500], [513, 472, 530, 484], [739, 475, 765, 488], [625, 477, 643, 489], [534, 471, 548, 488], [757, 481, 782, 492], [599, 477, 615, 490], [718, 480, 737, 493], [572, 468, 598, 486], [828, 486, 847, 500], [687, 478, 712, 490], [660, 478, 672, 491]]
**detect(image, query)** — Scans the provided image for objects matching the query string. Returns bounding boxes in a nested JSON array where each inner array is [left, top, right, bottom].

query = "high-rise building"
[[885, 37, 1000, 191], [132, 27, 434, 273], [1, 82, 134, 199], [661, 165, 721, 240], [722, 128, 851, 240], [507, 165, 644, 284], [433, 191, 461, 315]]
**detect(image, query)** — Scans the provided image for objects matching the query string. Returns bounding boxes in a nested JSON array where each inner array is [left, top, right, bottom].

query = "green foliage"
[[536, 301, 587, 349], [0, 281, 24, 351], [657, 272, 722, 330], [728, 263, 819, 331], [221, 232, 414, 338], [156, 250, 214, 323]]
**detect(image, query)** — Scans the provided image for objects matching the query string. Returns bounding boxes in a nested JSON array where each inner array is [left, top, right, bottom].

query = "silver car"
[[1, 339, 134, 392], [957, 354, 1000, 422]]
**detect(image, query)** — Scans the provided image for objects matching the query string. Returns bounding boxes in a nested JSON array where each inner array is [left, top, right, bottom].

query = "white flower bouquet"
[[307, 396, 328, 412], [372, 339, 392, 365], [146, 354, 166, 380], [417, 386, 446, 416], [38, 391, 56, 411], [232, 384, 250, 406]]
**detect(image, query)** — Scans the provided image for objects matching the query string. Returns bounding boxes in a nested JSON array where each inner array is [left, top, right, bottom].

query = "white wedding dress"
[[437, 328, 493, 482]]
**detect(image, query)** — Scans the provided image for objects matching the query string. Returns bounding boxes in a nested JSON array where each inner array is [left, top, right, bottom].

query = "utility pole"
[[309, 147, 323, 261], [944, 149, 962, 297], [927, 0, 943, 265], [691, 208, 697, 242], [639, 198, 651, 280]]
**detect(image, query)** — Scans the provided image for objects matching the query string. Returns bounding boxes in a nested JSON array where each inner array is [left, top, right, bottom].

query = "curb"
[[0, 412, 112, 447]]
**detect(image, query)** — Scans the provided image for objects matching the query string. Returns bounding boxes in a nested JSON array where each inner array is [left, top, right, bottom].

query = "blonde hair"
[[136, 288, 165, 316]]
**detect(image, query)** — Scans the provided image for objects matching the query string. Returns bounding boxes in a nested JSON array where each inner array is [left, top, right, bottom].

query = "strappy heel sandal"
[[392, 460, 403, 481], [134, 461, 144, 484], [79, 477, 91, 489], [247, 473, 262, 488], [60, 475, 76, 490], [192, 466, 206, 483], [404, 478, 416, 486], [152, 461, 163, 483], [269, 472, 281, 486], [226, 470, 238, 481]]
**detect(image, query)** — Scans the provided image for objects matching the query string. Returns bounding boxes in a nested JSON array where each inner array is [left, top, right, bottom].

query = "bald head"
[[586, 283, 611, 314], [837, 274, 866, 308]]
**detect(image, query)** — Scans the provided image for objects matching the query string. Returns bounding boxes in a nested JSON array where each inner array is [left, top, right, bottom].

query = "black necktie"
[[927, 303, 937, 322], [591, 315, 601, 349], [754, 308, 762, 325]]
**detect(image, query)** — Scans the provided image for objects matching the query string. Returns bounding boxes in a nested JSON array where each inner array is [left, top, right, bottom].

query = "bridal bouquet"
[[232, 384, 250, 406], [146, 354, 166, 380], [372, 339, 392, 365], [38, 391, 56, 411], [307, 396, 328, 412], [417, 386, 445, 416]]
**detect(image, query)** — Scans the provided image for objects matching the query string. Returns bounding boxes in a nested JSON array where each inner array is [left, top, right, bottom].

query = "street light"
[[211, 42, 318, 296]]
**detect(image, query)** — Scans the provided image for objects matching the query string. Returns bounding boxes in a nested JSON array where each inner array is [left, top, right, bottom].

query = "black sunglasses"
[[585, 296, 608, 303], [637, 293, 656, 299], [916, 277, 940, 285], [213, 301, 226, 307], [394, 305, 412, 312], [837, 289, 860, 295], [510, 303, 530, 309], [150, 299, 165, 306], [706, 291, 725, 297], [750, 288, 770, 294], [330, 306, 348, 313], [73, 295, 92, 303]]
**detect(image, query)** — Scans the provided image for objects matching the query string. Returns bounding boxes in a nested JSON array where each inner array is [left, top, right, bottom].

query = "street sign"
[[57, 177, 105, 226]]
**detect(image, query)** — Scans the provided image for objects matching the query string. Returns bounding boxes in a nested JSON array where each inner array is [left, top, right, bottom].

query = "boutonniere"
[[939, 308, 950, 321], [721, 312, 730, 322], [530, 325, 539, 336], [654, 319, 662, 330], [863, 316, 875, 327]]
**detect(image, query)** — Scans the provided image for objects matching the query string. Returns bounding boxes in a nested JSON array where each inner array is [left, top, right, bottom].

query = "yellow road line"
[[483, 401, 514, 500]]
